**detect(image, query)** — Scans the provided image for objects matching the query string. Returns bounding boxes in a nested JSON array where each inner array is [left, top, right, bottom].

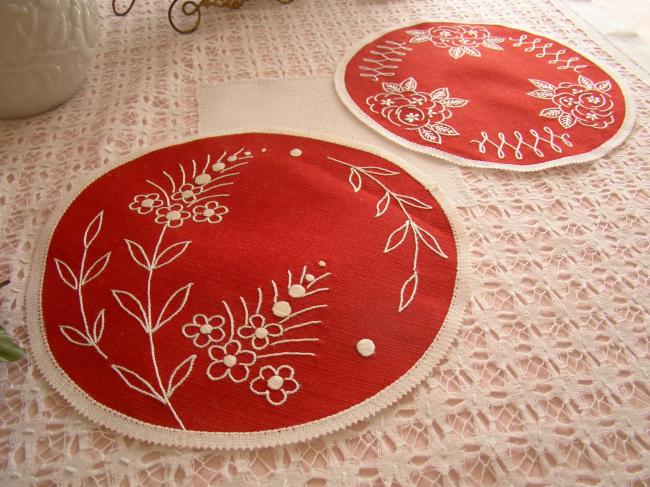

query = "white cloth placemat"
[[197, 78, 475, 208]]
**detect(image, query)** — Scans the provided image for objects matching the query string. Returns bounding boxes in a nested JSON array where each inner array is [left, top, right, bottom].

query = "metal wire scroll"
[[112, 0, 295, 34]]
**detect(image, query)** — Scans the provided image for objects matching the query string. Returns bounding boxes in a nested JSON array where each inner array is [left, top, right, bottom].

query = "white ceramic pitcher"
[[0, 0, 100, 119]]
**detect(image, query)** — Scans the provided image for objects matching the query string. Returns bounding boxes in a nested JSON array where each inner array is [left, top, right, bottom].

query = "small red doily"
[[336, 21, 635, 170], [28, 133, 468, 449]]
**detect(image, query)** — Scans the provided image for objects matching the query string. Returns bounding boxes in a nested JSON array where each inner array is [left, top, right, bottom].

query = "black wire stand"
[[112, 0, 294, 34]]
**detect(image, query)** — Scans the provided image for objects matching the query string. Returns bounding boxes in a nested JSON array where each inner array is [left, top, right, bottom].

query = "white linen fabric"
[[0, 0, 649, 485]]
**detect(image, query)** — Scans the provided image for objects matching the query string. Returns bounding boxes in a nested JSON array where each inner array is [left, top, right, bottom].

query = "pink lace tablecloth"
[[1, 0, 649, 485]]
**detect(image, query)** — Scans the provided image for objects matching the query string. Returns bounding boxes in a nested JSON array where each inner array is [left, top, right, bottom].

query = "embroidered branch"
[[470, 126, 573, 160], [508, 35, 588, 73], [184, 265, 330, 406], [326, 157, 447, 312], [53, 211, 110, 359], [359, 40, 412, 82]]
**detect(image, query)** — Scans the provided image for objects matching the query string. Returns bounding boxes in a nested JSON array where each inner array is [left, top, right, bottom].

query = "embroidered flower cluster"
[[182, 266, 331, 406], [366, 77, 468, 145], [408, 24, 505, 59], [527, 75, 615, 129], [128, 149, 253, 228]]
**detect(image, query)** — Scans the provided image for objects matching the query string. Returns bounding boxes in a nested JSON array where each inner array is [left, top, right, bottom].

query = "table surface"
[[1, 0, 649, 485]]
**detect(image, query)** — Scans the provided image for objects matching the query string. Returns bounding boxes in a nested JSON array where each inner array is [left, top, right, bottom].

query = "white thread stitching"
[[470, 126, 573, 160], [326, 156, 448, 312], [359, 40, 413, 82], [508, 34, 588, 73]]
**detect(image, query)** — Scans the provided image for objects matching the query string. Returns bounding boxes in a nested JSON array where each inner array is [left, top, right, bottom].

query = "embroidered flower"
[[182, 314, 226, 348], [207, 341, 256, 383], [237, 314, 283, 349], [407, 24, 504, 59], [250, 365, 300, 406], [129, 193, 163, 214], [192, 201, 229, 224], [527, 76, 615, 129], [366, 77, 468, 144], [154, 204, 191, 228], [171, 183, 198, 203]]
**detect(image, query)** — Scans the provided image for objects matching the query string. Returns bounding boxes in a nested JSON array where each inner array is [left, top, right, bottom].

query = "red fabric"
[[342, 22, 627, 167], [41, 133, 458, 432]]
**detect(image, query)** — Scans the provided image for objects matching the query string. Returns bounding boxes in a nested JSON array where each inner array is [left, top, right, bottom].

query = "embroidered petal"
[[282, 378, 300, 394], [206, 362, 229, 381], [228, 365, 249, 383], [267, 389, 287, 406], [238, 350, 257, 366]]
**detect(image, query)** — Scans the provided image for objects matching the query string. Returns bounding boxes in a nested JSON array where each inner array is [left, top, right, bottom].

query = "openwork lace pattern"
[[0, 0, 649, 485]]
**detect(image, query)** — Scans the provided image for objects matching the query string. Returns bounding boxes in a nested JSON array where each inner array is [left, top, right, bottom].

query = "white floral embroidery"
[[207, 340, 257, 383], [53, 148, 252, 429], [182, 313, 226, 348], [526, 76, 615, 129], [408, 24, 504, 59], [129, 193, 163, 214], [237, 314, 284, 350], [191, 201, 228, 224], [186, 265, 331, 406], [366, 77, 468, 145], [250, 365, 300, 406]]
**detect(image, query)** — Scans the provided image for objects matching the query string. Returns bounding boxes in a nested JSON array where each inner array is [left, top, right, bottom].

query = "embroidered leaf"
[[415, 225, 448, 258], [395, 194, 433, 209], [125, 239, 151, 270], [440, 97, 469, 108], [558, 112, 577, 129], [153, 283, 193, 332], [348, 168, 362, 193], [59, 326, 92, 346], [54, 259, 78, 290], [527, 89, 554, 99], [540, 107, 562, 118], [482, 42, 503, 50], [84, 211, 104, 249], [400, 77, 417, 91], [399, 272, 419, 312], [595, 80, 611, 92], [111, 365, 164, 402], [360, 166, 400, 176], [449, 46, 465, 59], [463, 46, 481, 57], [431, 122, 460, 137], [167, 354, 196, 397], [82, 252, 111, 285], [410, 35, 432, 43], [154, 241, 191, 269], [375, 192, 391, 217], [430, 87, 450, 101], [112, 290, 148, 331], [418, 126, 442, 144], [578, 75, 595, 89], [384, 221, 410, 253], [92, 309, 105, 343], [406, 29, 429, 36], [382, 82, 403, 94], [488, 36, 505, 43], [529, 79, 555, 91]]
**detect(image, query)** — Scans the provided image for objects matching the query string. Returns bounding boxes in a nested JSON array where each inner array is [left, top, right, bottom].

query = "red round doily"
[[336, 21, 634, 170], [28, 133, 468, 448]]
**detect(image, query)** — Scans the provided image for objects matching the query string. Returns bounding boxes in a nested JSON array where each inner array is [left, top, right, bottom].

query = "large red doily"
[[336, 21, 635, 170], [28, 133, 468, 449]]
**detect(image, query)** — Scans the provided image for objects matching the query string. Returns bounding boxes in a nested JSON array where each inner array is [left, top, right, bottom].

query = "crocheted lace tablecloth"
[[1, 0, 649, 485]]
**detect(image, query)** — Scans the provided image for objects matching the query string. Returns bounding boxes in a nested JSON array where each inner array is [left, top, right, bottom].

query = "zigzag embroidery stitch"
[[359, 40, 413, 82], [470, 126, 573, 160], [508, 34, 588, 73]]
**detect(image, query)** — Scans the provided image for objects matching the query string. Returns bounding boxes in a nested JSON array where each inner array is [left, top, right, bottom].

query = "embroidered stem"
[[145, 225, 185, 430], [77, 237, 108, 359]]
